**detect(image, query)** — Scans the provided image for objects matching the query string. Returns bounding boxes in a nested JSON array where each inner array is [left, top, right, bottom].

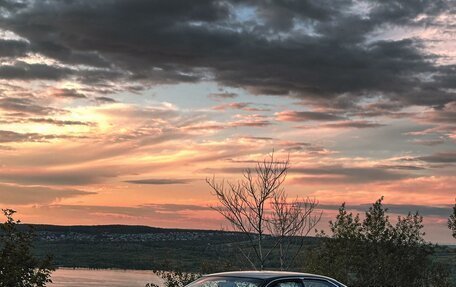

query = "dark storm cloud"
[[0, 0, 27, 11], [124, 178, 193, 185], [0, 39, 29, 57], [0, 0, 453, 108], [0, 62, 73, 80]]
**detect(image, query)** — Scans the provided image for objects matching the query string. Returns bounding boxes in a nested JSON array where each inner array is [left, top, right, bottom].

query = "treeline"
[[16, 224, 238, 235]]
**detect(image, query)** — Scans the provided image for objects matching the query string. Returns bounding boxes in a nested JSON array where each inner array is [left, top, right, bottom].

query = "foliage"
[[146, 270, 201, 287], [449, 199, 456, 239], [305, 198, 453, 287], [0, 209, 54, 287], [207, 152, 321, 270]]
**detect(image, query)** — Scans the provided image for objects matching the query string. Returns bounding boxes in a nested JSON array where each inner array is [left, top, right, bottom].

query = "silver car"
[[186, 271, 347, 287]]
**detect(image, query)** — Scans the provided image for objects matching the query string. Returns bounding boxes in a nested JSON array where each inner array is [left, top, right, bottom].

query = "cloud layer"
[[0, 0, 454, 243]]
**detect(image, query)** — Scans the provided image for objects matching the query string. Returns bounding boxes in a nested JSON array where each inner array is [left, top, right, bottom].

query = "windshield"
[[186, 277, 263, 287]]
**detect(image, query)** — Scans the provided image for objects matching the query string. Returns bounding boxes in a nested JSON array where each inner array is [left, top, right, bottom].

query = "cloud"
[[0, 145, 14, 151], [0, 39, 29, 57], [0, 183, 95, 205], [208, 92, 238, 100], [0, 62, 73, 80], [124, 178, 193, 185], [51, 88, 87, 99], [28, 203, 217, 226], [410, 139, 445, 146], [202, 165, 414, 184], [416, 102, 456, 125], [228, 114, 272, 127], [0, 130, 54, 143], [374, 164, 426, 171], [212, 102, 269, 112], [0, 167, 120, 185], [142, 203, 210, 211], [416, 152, 456, 163], [35, 204, 188, 221], [319, 203, 454, 218], [27, 118, 94, 126], [0, 0, 453, 241], [320, 120, 386, 129], [0, 97, 61, 115], [95, 96, 117, 103], [0, 130, 82, 143], [0, 0, 453, 109], [0, 130, 40, 143], [291, 166, 414, 184], [276, 110, 346, 122], [182, 114, 272, 132]]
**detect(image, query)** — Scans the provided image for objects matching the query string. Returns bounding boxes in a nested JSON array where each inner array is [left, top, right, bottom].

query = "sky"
[[0, 0, 454, 243]]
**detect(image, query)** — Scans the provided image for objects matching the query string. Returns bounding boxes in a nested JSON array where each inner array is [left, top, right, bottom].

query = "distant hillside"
[[20, 224, 317, 271], [18, 224, 234, 235], [12, 223, 454, 283]]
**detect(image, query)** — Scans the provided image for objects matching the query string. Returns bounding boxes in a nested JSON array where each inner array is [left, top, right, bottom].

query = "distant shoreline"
[[55, 267, 160, 272]]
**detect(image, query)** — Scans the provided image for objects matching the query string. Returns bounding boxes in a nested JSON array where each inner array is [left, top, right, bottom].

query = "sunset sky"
[[0, 0, 454, 243]]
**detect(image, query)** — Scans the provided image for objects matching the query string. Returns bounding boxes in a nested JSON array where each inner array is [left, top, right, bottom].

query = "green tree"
[[449, 199, 456, 239], [0, 209, 54, 287], [305, 197, 452, 287]]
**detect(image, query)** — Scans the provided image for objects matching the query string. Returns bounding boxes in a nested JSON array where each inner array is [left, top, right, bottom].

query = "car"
[[185, 271, 347, 287]]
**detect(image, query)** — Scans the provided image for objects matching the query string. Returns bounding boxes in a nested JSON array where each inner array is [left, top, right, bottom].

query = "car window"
[[270, 280, 304, 287], [302, 279, 334, 287], [187, 277, 262, 287]]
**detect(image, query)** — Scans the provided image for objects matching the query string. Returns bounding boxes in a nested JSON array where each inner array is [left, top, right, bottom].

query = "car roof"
[[204, 271, 333, 281]]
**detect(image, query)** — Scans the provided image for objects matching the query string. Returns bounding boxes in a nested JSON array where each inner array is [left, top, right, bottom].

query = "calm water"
[[50, 268, 163, 287]]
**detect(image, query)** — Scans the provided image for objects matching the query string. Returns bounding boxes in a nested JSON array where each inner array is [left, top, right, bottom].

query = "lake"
[[50, 268, 163, 287]]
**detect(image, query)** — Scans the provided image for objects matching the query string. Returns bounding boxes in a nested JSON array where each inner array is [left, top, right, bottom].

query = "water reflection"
[[51, 268, 163, 287]]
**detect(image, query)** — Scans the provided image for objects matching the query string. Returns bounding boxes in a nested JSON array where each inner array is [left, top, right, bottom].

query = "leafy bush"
[[146, 270, 201, 287]]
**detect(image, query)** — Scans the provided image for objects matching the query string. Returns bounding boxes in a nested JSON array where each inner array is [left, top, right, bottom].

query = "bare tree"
[[206, 152, 321, 270], [268, 192, 321, 270]]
